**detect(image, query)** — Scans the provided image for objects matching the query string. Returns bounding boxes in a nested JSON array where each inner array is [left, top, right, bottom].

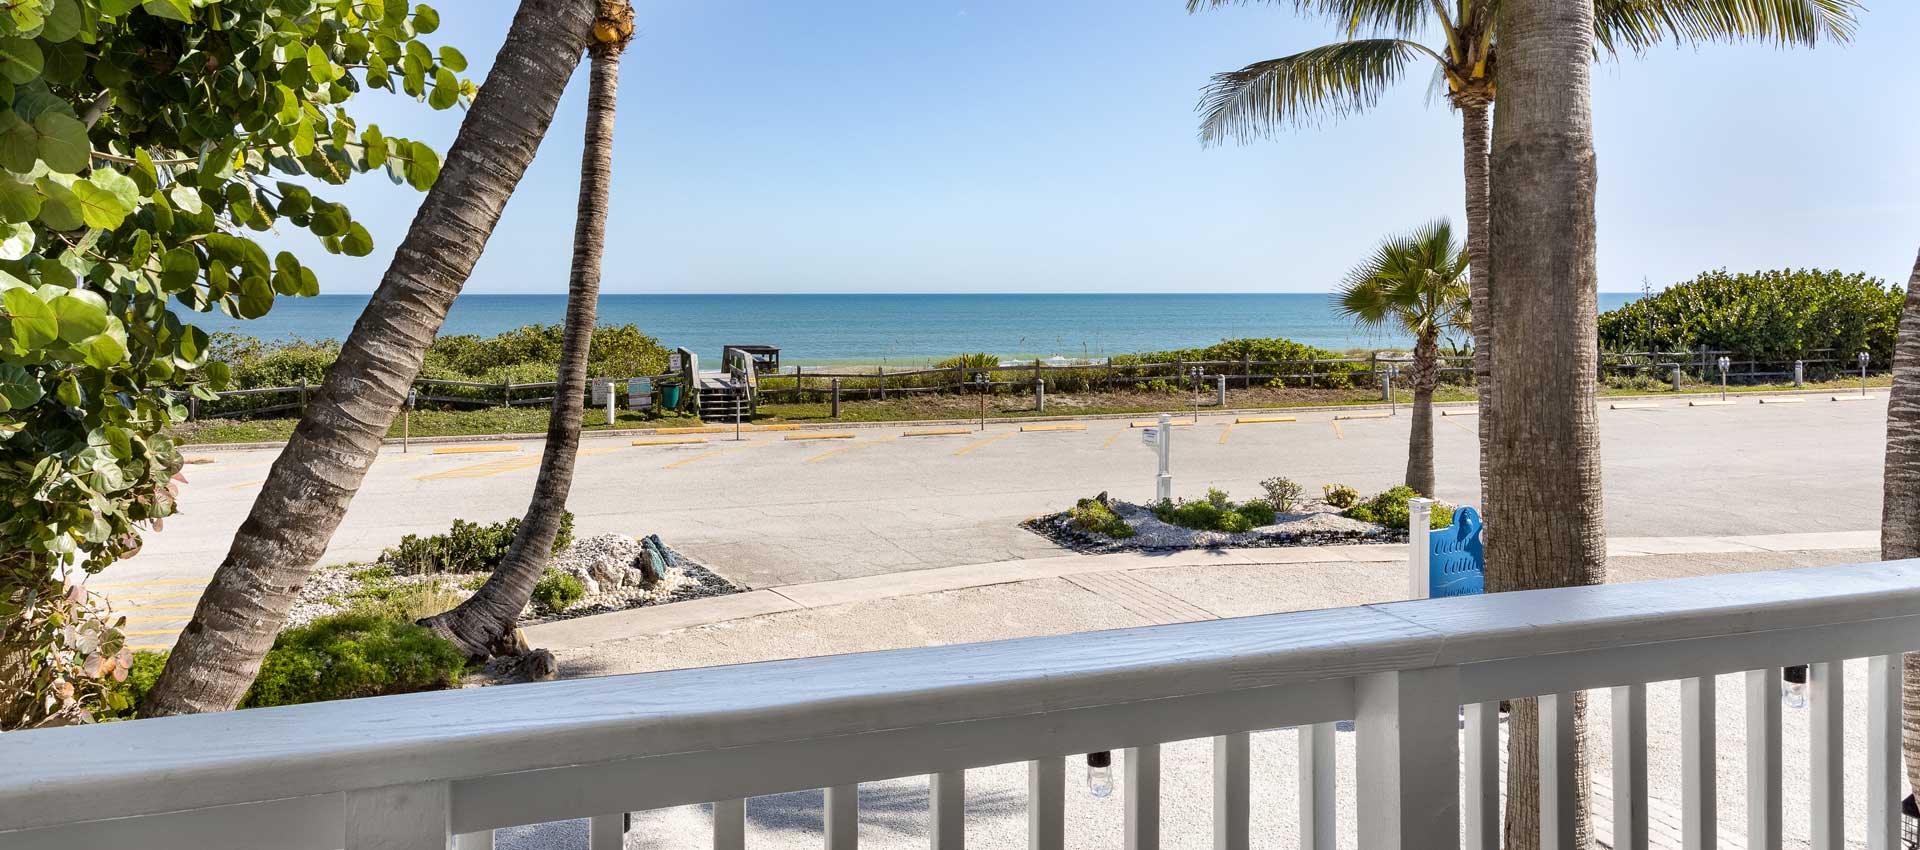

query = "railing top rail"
[[6, 559, 1920, 834]]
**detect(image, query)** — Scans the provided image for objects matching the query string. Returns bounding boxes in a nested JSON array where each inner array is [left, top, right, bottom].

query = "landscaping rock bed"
[[1025, 497, 1397, 554], [286, 535, 739, 628]]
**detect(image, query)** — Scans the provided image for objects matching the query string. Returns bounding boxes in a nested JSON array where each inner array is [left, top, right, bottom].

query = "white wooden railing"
[[4, 560, 1920, 850]]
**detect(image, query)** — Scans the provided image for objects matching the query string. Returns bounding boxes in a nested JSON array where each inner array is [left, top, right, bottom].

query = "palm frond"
[[1197, 39, 1424, 145], [1185, 0, 1430, 38], [1336, 218, 1471, 336], [1595, 0, 1861, 53]]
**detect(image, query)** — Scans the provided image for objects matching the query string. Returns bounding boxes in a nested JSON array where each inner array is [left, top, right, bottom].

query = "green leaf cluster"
[[1598, 268, 1902, 363]]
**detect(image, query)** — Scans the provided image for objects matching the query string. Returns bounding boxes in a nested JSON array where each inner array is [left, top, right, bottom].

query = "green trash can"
[[661, 382, 683, 410]]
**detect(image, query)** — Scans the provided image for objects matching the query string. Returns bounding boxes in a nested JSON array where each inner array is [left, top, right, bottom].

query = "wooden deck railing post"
[[345, 781, 450, 850], [1355, 667, 1460, 850]]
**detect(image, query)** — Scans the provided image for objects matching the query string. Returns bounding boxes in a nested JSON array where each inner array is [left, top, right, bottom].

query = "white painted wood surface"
[[1123, 746, 1159, 850], [930, 772, 964, 850], [1298, 723, 1335, 850], [9, 560, 1920, 850], [1211, 734, 1248, 850], [1810, 661, 1844, 850], [1539, 693, 1577, 850], [1681, 677, 1715, 850], [1868, 655, 1902, 850], [1027, 760, 1063, 850], [1463, 702, 1498, 850], [1745, 669, 1782, 850], [713, 799, 746, 850], [826, 785, 858, 850], [588, 813, 624, 850], [1612, 684, 1648, 850]]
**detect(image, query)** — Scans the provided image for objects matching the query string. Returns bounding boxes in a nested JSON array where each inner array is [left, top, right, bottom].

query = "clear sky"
[[273, 1, 1920, 295]]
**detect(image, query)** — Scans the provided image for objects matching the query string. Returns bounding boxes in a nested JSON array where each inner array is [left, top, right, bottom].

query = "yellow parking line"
[[226, 479, 266, 490], [1234, 416, 1297, 424], [1101, 429, 1125, 449], [1020, 424, 1086, 432], [903, 428, 972, 437], [418, 456, 539, 480], [657, 426, 727, 434], [1130, 420, 1195, 428], [431, 445, 519, 455], [662, 442, 766, 469], [91, 578, 208, 589], [129, 644, 174, 651], [751, 424, 803, 432], [121, 615, 192, 624], [1443, 416, 1476, 435], [123, 628, 183, 637], [1332, 421, 1344, 440], [807, 435, 900, 463], [955, 431, 1016, 456], [1218, 423, 1233, 444], [1333, 411, 1391, 421], [112, 603, 196, 613], [786, 433, 856, 441], [632, 437, 710, 446], [106, 590, 203, 602]]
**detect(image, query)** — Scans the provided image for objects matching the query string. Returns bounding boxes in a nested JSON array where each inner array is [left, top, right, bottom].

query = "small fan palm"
[[1337, 219, 1469, 497]]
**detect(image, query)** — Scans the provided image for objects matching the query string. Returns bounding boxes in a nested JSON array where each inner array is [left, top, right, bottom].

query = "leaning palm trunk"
[[138, 0, 600, 716], [1484, 0, 1606, 847], [1405, 330, 1440, 496], [424, 5, 633, 660], [1882, 248, 1920, 799]]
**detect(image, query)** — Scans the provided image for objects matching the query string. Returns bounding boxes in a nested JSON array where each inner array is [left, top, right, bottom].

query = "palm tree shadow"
[[746, 780, 1024, 837]]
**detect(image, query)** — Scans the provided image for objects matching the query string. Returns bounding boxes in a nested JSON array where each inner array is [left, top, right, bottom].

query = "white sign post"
[[1143, 412, 1173, 502], [1408, 497, 1435, 599], [592, 379, 614, 426]]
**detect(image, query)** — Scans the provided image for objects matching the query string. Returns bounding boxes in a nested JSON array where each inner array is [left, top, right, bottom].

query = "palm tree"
[[138, 0, 605, 716], [1483, 0, 1604, 844], [423, 1, 635, 660], [1336, 219, 1469, 496], [1881, 247, 1920, 806], [1191, 0, 1860, 512]]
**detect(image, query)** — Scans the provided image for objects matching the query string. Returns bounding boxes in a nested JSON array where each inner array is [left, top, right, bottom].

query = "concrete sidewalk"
[[505, 539, 1883, 850]]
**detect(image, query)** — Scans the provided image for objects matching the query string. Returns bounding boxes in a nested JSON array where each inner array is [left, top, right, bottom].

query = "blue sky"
[[275, 1, 1920, 295]]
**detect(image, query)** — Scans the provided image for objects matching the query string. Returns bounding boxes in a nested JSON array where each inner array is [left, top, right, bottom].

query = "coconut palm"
[[424, 1, 635, 660], [1191, 0, 1860, 512], [139, 0, 605, 716], [1482, 0, 1606, 844], [1883, 247, 1920, 805], [1336, 219, 1469, 497]]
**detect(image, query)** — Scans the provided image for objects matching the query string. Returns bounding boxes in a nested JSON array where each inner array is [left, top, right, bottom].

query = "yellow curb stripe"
[[129, 644, 174, 651], [656, 426, 727, 434], [1333, 412, 1391, 420], [105, 590, 203, 602], [120, 615, 193, 624], [91, 578, 209, 589], [430, 445, 519, 455], [111, 604, 197, 613], [417, 456, 539, 480], [807, 435, 900, 463], [631, 437, 710, 446], [1832, 395, 1877, 402], [903, 428, 972, 437], [750, 424, 802, 432], [1234, 416, 1297, 424], [955, 431, 1017, 456], [1020, 424, 1086, 432], [1610, 402, 1661, 410], [1130, 420, 1195, 428], [1759, 397, 1805, 404], [785, 433, 856, 441], [123, 628, 184, 637], [1689, 400, 1737, 407], [1439, 409, 1477, 417]]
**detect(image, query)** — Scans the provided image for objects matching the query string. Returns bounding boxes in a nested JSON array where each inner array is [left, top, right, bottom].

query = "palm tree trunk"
[[1405, 329, 1440, 496], [1882, 248, 1920, 800], [1485, 0, 1604, 847], [1459, 93, 1493, 506], [423, 21, 629, 660], [137, 0, 600, 717]]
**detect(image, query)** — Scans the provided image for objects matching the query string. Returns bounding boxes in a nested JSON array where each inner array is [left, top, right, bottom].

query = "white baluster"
[[1682, 677, 1715, 850], [1028, 759, 1064, 850], [930, 772, 964, 850], [1355, 668, 1460, 850], [1746, 669, 1782, 850], [826, 785, 858, 850], [714, 799, 746, 850], [1213, 733, 1249, 850], [1810, 661, 1844, 850], [1299, 723, 1336, 850], [1869, 656, 1902, 850], [454, 831, 495, 850], [1125, 746, 1160, 850], [1539, 692, 1577, 850], [1612, 684, 1648, 850], [346, 782, 451, 850], [589, 813, 625, 850], [1464, 702, 1498, 850]]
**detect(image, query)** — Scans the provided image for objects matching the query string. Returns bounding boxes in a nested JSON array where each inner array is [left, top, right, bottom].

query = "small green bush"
[[1322, 484, 1360, 509], [531, 570, 586, 613], [1152, 492, 1276, 532], [936, 353, 1000, 369], [1205, 488, 1231, 509], [378, 512, 575, 575], [241, 612, 465, 708], [1260, 477, 1303, 512], [1342, 486, 1454, 531], [1068, 498, 1135, 539], [1236, 498, 1277, 527]]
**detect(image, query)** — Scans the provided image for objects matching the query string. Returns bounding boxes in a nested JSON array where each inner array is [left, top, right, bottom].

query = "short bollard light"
[[1085, 751, 1114, 798], [1783, 664, 1808, 709]]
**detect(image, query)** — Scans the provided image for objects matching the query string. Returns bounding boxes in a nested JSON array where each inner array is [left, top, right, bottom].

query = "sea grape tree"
[[0, 0, 467, 729]]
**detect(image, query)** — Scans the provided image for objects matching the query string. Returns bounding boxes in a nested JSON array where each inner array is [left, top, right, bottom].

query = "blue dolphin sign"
[[1428, 506, 1484, 598]]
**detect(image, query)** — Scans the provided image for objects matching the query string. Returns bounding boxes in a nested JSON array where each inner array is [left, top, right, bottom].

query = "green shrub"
[[1068, 498, 1135, 539], [531, 570, 586, 613], [1205, 488, 1231, 509], [1322, 484, 1360, 509], [1152, 492, 1276, 532], [349, 579, 470, 622], [378, 513, 575, 575], [1342, 486, 1454, 531], [240, 612, 465, 708], [1598, 268, 1901, 364], [1260, 477, 1303, 512], [1236, 498, 1277, 528], [936, 353, 1000, 369]]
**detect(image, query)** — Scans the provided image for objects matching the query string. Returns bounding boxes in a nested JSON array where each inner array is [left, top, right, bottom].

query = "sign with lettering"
[[668, 352, 682, 372], [628, 378, 652, 410], [1427, 506, 1485, 598], [1140, 427, 1159, 448], [592, 379, 613, 406]]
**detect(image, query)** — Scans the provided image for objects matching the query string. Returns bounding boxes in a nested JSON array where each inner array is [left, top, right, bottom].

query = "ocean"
[[192, 292, 1641, 366]]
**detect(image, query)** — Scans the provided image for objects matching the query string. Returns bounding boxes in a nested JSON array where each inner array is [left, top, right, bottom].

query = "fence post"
[[1794, 360, 1805, 388], [501, 380, 512, 408], [1034, 377, 1045, 413], [1216, 374, 1226, 407], [298, 379, 308, 412], [877, 366, 886, 401], [831, 379, 841, 418], [793, 365, 803, 401], [1174, 358, 1184, 390], [1308, 355, 1317, 389], [1107, 359, 1115, 391], [1241, 353, 1251, 389], [1671, 365, 1682, 392]]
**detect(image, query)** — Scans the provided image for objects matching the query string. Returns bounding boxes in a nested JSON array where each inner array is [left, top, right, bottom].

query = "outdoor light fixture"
[[1085, 751, 1114, 798], [1783, 664, 1808, 709]]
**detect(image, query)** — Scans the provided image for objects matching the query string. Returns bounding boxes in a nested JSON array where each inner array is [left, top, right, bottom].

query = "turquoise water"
[[193, 293, 1640, 365]]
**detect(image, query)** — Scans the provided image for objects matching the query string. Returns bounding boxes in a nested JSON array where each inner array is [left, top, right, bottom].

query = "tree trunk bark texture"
[[1406, 329, 1440, 496], [1485, 0, 1604, 847], [139, 0, 599, 716], [1460, 96, 1494, 507], [425, 37, 625, 660], [1882, 248, 1920, 799]]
